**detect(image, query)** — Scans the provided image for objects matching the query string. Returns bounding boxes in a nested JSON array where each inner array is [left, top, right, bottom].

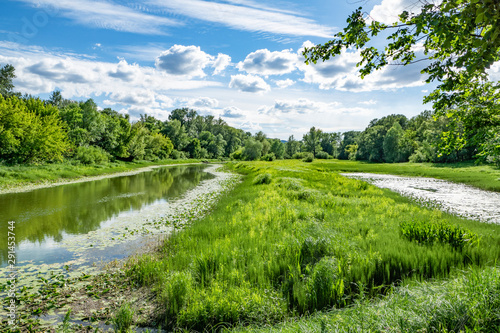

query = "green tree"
[[242, 138, 263, 161], [285, 135, 301, 158], [303, 0, 500, 158], [0, 64, 16, 98], [162, 119, 189, 151], [383, 122, 404, 163], [270, 139, 285, 159], [186, 138, 202, 159], [303, 127, 322, 157], [0, 96, 69, 163]]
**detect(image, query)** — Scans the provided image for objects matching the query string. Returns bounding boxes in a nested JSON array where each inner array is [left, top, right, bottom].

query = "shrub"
[[292, 152, 308, 159], [171, 150, 187, 160], [253, 173, 272, 185], [302, 153, 314, 162], [316, 151, 330, 159], [261, 153, 276, 161], [74, 145, 110, 165]]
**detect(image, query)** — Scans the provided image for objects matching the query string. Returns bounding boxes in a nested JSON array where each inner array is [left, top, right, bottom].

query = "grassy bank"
[[311, 160, 500, 192], [0, 159, 205, 191], [128, 160, 500, 331]]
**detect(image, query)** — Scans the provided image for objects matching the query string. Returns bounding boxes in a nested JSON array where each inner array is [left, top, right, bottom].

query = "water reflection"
[[0, 165, 213, 266]]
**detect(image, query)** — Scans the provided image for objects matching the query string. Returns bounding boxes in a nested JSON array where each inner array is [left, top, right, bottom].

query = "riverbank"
[[0, 159, 211, 195], [126, 160, 500, 331], [312, 160, 500, 192], [1, 164, 241, 332]]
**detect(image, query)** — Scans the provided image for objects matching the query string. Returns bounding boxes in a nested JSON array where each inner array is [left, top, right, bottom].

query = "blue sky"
[[2, 0, 490, 140]]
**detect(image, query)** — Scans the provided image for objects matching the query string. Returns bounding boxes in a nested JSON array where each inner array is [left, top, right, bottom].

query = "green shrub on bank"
[[253, 173, 272, 185], [74, 145, 111, 165], [302, 153, 314, 162]]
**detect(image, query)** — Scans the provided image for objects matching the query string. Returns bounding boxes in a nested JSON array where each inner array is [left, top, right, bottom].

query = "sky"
[[1, 0, 498, 140]]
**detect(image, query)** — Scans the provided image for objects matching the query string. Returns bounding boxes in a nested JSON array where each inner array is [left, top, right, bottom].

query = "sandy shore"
[[0, 162, 204, 195]]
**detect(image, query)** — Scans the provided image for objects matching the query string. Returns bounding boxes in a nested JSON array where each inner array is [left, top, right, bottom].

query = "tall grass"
[[128, 160, 500, 330]]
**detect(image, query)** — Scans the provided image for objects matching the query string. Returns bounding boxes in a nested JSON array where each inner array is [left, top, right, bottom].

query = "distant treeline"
[[0, 64, 497, 166]]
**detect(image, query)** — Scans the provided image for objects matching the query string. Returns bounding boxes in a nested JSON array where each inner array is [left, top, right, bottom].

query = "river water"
[[0, 164, 215, 268], [341, 173, 500, 224]]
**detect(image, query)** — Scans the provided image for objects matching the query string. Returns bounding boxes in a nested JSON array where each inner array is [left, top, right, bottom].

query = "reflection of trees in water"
[[0, 165, 213, 264]]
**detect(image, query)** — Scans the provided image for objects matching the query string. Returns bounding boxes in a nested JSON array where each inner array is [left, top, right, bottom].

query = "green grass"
[[127, 160, 500, 331], [311, 159, 500, 192], [234, 265, 500, 333], [0, 159, 204, 190]]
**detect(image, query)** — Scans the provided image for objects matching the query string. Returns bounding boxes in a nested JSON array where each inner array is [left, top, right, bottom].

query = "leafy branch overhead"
[[303, 0, 500, 155]]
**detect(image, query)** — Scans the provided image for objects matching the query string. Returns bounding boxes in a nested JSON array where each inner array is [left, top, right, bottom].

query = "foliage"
[[252, 173, 272, 185], [302, 153, 314, 162], [261, 152, 276, 161], [0, 96, 69, 163], [303, 127, 322, 157], [242, 138, 263, 161], [303, 0, 500, 159], [0, 64, 16, 98], [74, 145, 111, 165]]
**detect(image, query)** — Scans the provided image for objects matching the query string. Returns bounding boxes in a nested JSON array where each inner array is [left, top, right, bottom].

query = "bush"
[[302, 153, 314, 162], [230, 147, 244, 160], [74, 145, 110, 165], [253, 173, 272, 185], [316, 151, 330, 159], [171, 150, 187, 160], [292, 152, 308, 159], [261, 153, 276, 161]]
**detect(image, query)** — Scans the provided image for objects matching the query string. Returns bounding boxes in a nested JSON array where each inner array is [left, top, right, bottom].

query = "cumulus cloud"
[[298, 42, 427, 92], [237, 49, 298, 75], [155, 45, 231, 77], [213, 54, 232, 75], [229, 74, 271, 93], [189, 97, 219, 108], [262, 98, 341, 115], [369, 0, 441, 24], [275, 79, 295, 88], [155, 45, 213, 77], [0, 41, 221, 102], [487, 61, 500, 81], [14, 0, 178, 35], [222, 106, 245, 118]]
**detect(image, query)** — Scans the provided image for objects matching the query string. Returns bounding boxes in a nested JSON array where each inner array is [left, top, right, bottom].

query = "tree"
[[285, 135, 301, 158], [383, 122, 404, 163], [303, 0, 500, 157], [48, 90, 63, 107], [303, 127, 322, 157], [0, 64, 16, 98], [242, 138, 263, 161]]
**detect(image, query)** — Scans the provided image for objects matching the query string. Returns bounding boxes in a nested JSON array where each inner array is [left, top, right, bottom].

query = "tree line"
[[0, 64, 498, 166]]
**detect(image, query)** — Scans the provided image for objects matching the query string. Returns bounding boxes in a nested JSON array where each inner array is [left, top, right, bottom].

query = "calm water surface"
[[0, 165, 213, 267]]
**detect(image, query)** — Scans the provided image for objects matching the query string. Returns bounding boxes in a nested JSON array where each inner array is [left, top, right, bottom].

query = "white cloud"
[[298, 42, 427, 92], [275, 79, 295, 88], [237, 49, 298, 75], [155, 45, 231, 77], [222, 106, 245, 118], [229, 74, 271, 93], [262, 98, 341, 115], [487, 61, 500, 81], [155, 45, 213, 77], [213, 53, 232, 75], [188, 97, 220, 108], [358, 99, 377, 105], [14, 0, 178, 35], [0, 42, 221, 101], [147, 0, 335, 37], [369, 0, 441, 24]]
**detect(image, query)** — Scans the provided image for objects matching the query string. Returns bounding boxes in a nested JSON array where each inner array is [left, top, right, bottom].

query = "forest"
[[1, 64, 498, 167]]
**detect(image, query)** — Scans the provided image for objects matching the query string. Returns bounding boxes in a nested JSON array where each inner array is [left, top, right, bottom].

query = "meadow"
[[128, 160, 500, 331]]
